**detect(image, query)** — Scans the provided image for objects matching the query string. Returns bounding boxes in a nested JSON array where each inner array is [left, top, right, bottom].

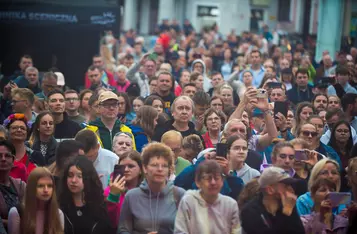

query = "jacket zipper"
[[64, 214, 75, 234]]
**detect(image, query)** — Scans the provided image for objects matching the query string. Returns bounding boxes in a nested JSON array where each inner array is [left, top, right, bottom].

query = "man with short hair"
[[208, 71, 224, 97], [75, 130, 118, 188], [14, 67, 41, 94], [47, 90, 81, 141], [88, 94, 100, 123], [181, 83, 197, 99], [316, 54, 336, 77], [87, 65, 113, 92], [36, 72, 58, 99], [84, 55, 115, 89], [341, 93, 357, 131], [241, 50, 265, 88], [328, 66, 357, 95], [287, 68, 314, 105], [151, 71, 176, 115], [85, 91, 135, 151], [132, 42, 144, 63], [174, 160, 241, 234], [312, 94, 328, 112], [11, 88, 37, 122], [270, 86, 286, 102], [64, 90, 86, 124], [192, 91, 210, 133], [149, 77, 158, 94], [241, 167, 305, 234], [279, 58, 290, 70]]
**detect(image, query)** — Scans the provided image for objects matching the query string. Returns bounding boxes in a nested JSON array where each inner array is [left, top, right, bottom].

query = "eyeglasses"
[[0, 152, 14, 159], [336, 129, 349, 134], [115, 132, 133, 138], [201, 174, 223, 182], [100, 102, 119, 108], [10, 126, 27, 131], [301, 131, 318, 137], [278, 154, 295, 160], [11, 100, 26, 105], [65, 98, 79, 102], [231, 146, 248, 152], [148, 163, 169, 170]]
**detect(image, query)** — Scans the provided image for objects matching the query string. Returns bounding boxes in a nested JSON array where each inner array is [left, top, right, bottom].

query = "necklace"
[[76, 210, 82, 216]]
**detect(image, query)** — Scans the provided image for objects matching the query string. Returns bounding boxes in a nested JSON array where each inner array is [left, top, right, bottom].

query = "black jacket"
[[31, 136, 58, 166], [241, 194, 305, 234], [54, 113, 82, 140], [246, 149, 263, 171], [287, 85, 314, 106]]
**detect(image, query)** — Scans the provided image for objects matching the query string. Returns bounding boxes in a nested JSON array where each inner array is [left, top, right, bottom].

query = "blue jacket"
[[129, 125, 149, 153], [316, 142, 342, 170], [174, 156, 244, 200]]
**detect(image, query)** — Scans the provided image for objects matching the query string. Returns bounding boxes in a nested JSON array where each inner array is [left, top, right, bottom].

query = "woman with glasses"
[[29, 111, 57, 166], [112, 132, 134, 157], [104, 151, 143, 227], [131, 106, 158, 153], [209, 96, 225, 112], [118, 143, 185, 234], [296, 158, 345, 215], [7, 167, 64, 234], [306, 115, 325, 138], [202, 108, 226, 148]]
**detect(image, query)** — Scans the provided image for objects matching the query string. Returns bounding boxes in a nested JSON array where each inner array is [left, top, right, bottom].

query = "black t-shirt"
[[54, 113, 82, 140]]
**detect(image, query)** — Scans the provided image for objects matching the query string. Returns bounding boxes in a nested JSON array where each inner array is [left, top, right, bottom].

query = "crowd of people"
[[1, 19, 357, 234]]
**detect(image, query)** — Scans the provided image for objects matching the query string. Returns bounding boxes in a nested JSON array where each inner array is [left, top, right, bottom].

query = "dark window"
[[278, 0, 291, 22]]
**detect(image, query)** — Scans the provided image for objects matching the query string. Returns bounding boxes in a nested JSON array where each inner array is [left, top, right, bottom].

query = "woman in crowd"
[[114, 65, 130, 93], [8, 167, 64, 234], [286, 109, 295, 130], [0, 125, 7, 140], [296, 158, 344, 215], [347, 157, 357, 232], [144, 95, 164, 114], [300, 178, 348, 233], [202, 108, 226, 148], [130, 106, 158, 152], [290, 138, 317, 181], [220, 48, 235, 79], [228, 70, 253, 99], [4, 114, 43, 179], [307, 115, 325, 138], [118, 143, 185, 234], [209, 96, 225, 112], [182, 135, 204, 163], [29, 111, 57, 166], [117, 92, 134, 125], [328, 95, 341, 110], [59, 156, 113, 234], [112, 132, 134, 158], [292, 102, 315, 135], [132, 96, 145, 114], [219, 84, 235, 108], [78, 89, 93, 122], [226, 135, 260, 184], [104, 151, 143, 227]]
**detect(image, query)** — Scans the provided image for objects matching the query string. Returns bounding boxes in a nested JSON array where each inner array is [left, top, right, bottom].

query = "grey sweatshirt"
[[235, 163, 261, 184], [118, 180, 185, 234]]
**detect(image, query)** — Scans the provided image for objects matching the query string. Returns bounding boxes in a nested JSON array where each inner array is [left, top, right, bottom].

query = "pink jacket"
[[104, 186, 126, 227]]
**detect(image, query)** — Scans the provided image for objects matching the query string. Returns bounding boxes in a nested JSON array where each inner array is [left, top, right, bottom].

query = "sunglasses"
[[301, 131, 318, 137], [278, 154, 295, 160]]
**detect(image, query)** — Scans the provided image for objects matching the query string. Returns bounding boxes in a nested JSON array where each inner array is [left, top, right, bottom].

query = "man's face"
[[89, 100, 100, 118], [93, 57, 104, 67], [25, 70, 39, 85], [157, 74, 173, 93], [48, 93, 65, 115], [294, 52, 302, 62], [144, 60, 156, 77], [85, 144, 100, 162], [195, 104, 209, 117], [88, 69, 102, 85], [0, 145, 14, 172], [196, 173, 223, 199], [252, 116, 265, 132], [12, 94, 28, 113], [226, 122, 247, 138], [211, 74, 224, 87], [272, 146, 295, 171], [182, 86, 196, 99], [193, 63, 204, 74], [323, 56, 333, 67], [295, 73, 308, 88], [134, 44, 142, 54], [337, 74, 349, 85], [279, 59, 290, 69], [313, 95, 328, 112], [65, 93, 80, 112], [327, 114, 339, 130], [99, 99, 119, 120], [124, 58, 134, 68], [19, 58, 33, 72], [42, 78, 58, 96], [172, 99, 193, 123], [270, 88, 286, 102], [251, 52, 261, 65]]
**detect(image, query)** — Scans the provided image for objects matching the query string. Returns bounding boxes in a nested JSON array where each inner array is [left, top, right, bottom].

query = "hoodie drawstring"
[[149, 189, 161, 232]]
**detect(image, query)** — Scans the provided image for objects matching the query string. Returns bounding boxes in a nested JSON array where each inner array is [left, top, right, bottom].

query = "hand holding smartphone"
[[325, 192, 351, 207], [216, 143, 228, 158], [112, 165, 125, 182]]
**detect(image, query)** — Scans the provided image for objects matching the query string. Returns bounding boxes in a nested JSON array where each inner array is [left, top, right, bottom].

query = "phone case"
[[327, 192, 351, 207]]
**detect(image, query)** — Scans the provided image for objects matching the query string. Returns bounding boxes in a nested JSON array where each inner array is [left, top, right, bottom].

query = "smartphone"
[[216, 143, 228, 158], [256, 89, 268, 98], [112, 165, 125, 182], [274, 101, 288, 117], [326, 192, 351, 207], [267, 82, 282, 89], [148, 52, 158, 60], [295, 150, 308, 161]]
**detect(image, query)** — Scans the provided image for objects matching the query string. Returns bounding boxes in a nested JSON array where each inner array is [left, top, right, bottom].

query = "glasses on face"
[[301, 130, 318, 137], [278, 154, 295, 160], [319, 169, 339, 176], [65, 98, 79, 102], [148, 163, 169, 170], [201, 174, 223, 182], [100, 102, 119, 109], [336, 129, 349, 134], [11, 100, 26, 105], [207, 117, 220, 122], [231, 146, 248, 152], [0, 152, 14, 159], [10, 125, 27, 131]]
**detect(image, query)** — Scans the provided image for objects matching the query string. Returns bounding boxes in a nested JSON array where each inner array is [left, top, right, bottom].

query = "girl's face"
[[113, 135, 133, 156], [335, 123, 350, 144], [36, 176, 53, 202], [221, 88, 233, 106], [318, 162, 340, 185], [210, 99, 223, 111], [152, 100, 163, 114], [9, 120, 27, 142], [299, 106, 313, 121], [39, 114, 55, 137], [206, 112, 221, 132], [67, 166, 84, 194], [118, 96, 126, 114], [81, 93, 92, 111], [273, 146, 295, 171], [119, 158, 141, 183], [328, 97, 340, 109], [227, 139, 248, 164], [133, 99, 144, 113]]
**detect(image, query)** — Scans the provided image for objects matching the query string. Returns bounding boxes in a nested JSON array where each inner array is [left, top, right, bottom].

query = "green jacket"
[[85, 118, 135, 151]]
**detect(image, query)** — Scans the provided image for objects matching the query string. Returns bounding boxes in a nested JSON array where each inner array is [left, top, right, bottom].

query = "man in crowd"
[[192, 91, 210, 133], [241, 166, 305, 234], [287, 68, 314, 105], [75, 130, 118, 188], [341, 93, 357, 131], [11, 88, 37, 123], [85, 54, 114, 89], [126, 53, 156, 97], [269, 85, 286, 102], [181, 83, 197, 99], [1, 55, 33, 91], [36, 72, 58, 100], [243, 50, 265, 88], [208, 71, 224, 97], [132, 42, 144, 63], [328, 66, 357, 95], [14, 67, 41, 94], [88, 94, 101, 123], [87, 65, 113, 92], [312, 94, 328, 113], [47, 90, 81, 140], [149, 77, 158, 95], [85, 91, 135, 150], [64, 90, 86, 124], [316, 54, 336, 77], [151, 71, 176, 115]]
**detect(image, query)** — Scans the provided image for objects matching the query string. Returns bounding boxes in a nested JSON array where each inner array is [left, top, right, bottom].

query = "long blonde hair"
[[308, 158, 341, 191], [21, 167, 63, 234]]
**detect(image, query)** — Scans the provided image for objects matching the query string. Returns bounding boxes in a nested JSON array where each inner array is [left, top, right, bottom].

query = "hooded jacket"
[[174, 190, 241, 234], [191, 59, 212, 92], [234, 163, 260, 184], [118, 180, 185, 234], [85, 118, 135, 151], [300, 212, 348, 234]]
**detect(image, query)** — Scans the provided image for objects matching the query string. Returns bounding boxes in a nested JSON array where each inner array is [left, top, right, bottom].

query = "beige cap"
[[98, 91, 119, 103], [258, 166, 299, 188]]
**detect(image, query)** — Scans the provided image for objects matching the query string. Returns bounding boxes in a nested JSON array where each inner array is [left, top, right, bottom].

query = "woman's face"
[[113, 135, 133, 156], [286, 110, 294, 129], [313, 184, 336, 205], [309, 118, 324, 137], [243, 72, 253, 86], [318, 162, 340, 186], [299, 124, 318, 147], [195, 75, 204, 90], [328, 97, 341, 109], [118, 96, 126, 114], [133, 99, 144, 113], [39, 114, 54, 137], [227, 139, 248, 163], [67, 166, 84, 194], [206, 112, 221, 132], [273, 146, 295, 171], [299, 106, 313, 121], [335, 123, 350, 144], [210, 98, 223, 111], [36, 176, 53, 202], [220, 88, 233, 106], [152, 100, 163, 114], [119, 158, 141, 183], [117, 70, 126, 82], [9, 120, 27, 142], [81, 93, 92, 111], [144, 156, 170, 185]]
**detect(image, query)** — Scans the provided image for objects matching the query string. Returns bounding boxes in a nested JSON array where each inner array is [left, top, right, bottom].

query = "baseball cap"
[[54, 72, 65, 86], [258, 166, 299, 188], [98, 91, 119, 103]]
